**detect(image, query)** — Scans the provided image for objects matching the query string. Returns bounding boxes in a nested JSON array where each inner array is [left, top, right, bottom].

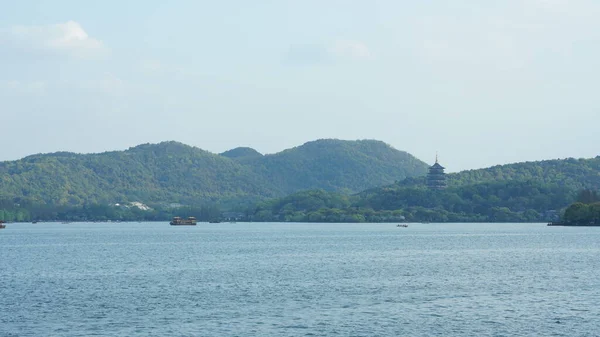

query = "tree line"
[[0, 198, 221, 223], [560, 190, 600, 225]]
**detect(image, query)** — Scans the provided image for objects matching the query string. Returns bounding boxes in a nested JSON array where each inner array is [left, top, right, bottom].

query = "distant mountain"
[[364, 156, 600, 214], [243, 139, 429, 194], [220, 147, 263, 163], [0, 139, 428, 207], [398, 156, 600, 190], [0, 141, 275, 206], [249, 156, 600, 222], [448, 157, 600, 189]]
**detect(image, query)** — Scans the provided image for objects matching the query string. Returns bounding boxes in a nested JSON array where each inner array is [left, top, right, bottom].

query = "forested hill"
[[241, 139, 429, 195], [248, 156, 600, 222], [219, 147, 263, 163], [398, 156, 600, 190], [363, 156, 600, 219], [0, 142, 275, 206], [0, 139, 428, 206], [448, 157, 600, 189]]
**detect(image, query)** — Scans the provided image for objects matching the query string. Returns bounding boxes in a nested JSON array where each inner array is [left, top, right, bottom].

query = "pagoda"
[[427, 154, 446, 190]]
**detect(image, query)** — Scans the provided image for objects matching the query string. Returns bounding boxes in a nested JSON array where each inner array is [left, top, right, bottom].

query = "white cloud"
[[3, 21, 107, 59]]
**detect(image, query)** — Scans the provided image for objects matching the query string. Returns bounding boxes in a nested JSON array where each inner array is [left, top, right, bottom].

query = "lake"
[[1, 222, 599, 336]]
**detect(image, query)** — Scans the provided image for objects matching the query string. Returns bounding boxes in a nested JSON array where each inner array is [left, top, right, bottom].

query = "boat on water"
[[0, 221, 5, 229], [397, 224, 408, 228], [170, 216, 197, 226]]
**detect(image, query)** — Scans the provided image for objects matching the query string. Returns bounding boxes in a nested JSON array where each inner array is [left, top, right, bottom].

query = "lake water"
[[1, 222, 600, 336]]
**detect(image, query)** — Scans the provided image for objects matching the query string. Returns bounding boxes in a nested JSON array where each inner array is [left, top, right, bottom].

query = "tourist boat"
[[396, 224, 408, 228], [170, 216, 197, 226]]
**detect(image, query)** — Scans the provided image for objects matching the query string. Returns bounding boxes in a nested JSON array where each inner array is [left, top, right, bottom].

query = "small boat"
[[0, 221, 5, 229], [397, 224, 408, 228], [170, 216, 197, 226]]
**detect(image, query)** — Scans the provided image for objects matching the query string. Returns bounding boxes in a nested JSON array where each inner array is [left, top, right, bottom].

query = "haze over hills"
[[0, 139, 428, 207]]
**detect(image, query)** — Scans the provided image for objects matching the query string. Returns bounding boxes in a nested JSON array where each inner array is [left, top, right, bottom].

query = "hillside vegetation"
[[245, 139, 428, 194], [4, 139, 597, 223], [449, 157, 600, 188], [0, 139, 428, 210], [249, 156, 600, 223]]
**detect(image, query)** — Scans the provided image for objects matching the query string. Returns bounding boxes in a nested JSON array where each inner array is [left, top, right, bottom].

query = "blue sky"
[[1, 0, 599, 171]]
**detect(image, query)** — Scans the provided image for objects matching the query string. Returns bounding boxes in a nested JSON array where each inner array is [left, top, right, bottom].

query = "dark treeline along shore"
[[550, 190, 600, 226], [0, 139, 599, 223]]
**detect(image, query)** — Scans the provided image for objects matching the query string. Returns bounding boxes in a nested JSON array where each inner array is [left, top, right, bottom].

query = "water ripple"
[[1, 222, 600, 336]]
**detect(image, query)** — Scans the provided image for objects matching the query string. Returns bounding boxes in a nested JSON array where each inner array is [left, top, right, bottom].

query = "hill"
[[0, 139, 428, 209], [244, 139, 429, 194], [248, 156, 600, 222], [219, 147, 263, 163], [0, 141, 275, 207], [449, 157, 600, 188], [363, 156, 600, 221], [399, 157, 600, 189]]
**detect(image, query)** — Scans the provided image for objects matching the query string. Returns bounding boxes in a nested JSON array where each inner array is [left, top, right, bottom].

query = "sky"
[[1, 0, 599, 172]]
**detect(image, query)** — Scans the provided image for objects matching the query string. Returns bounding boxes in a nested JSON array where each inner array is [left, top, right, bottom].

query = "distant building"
[[427, 154, 446, 190]]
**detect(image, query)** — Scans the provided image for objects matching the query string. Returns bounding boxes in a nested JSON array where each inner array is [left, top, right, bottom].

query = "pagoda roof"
[[430, 162, 445, 169]]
